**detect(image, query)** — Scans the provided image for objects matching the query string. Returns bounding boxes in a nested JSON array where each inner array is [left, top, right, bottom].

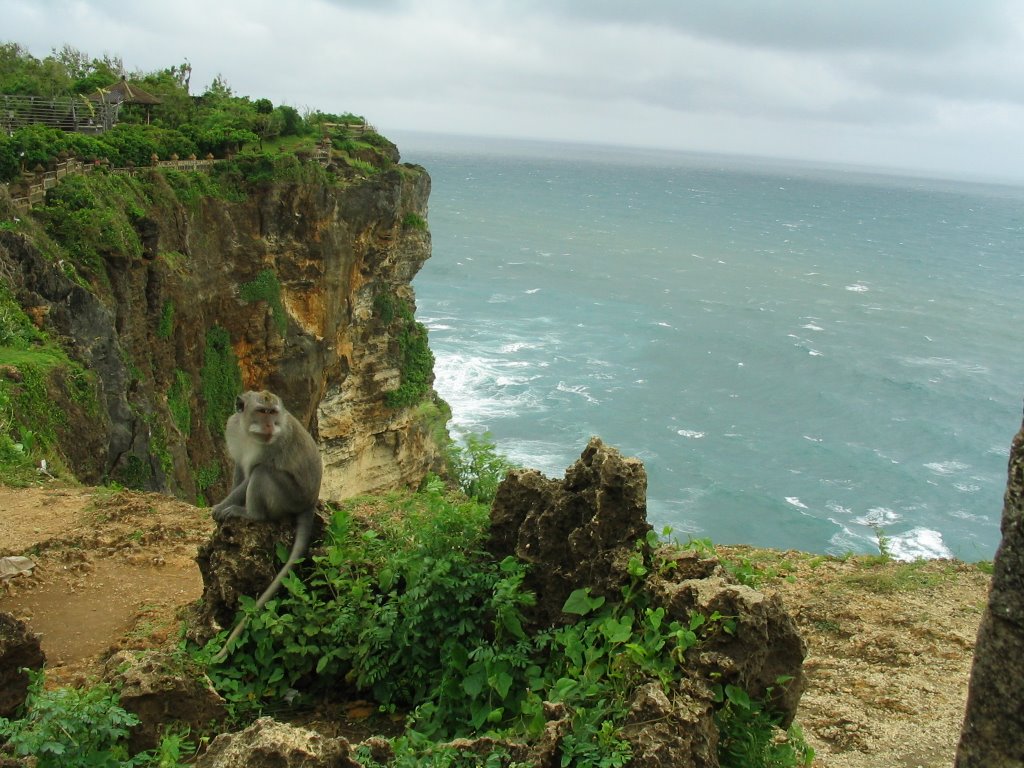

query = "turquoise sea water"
[[400, 133, 1024, 561]]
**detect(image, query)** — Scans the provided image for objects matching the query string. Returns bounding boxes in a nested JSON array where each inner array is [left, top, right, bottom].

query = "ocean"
[[397, 132, 1024, 561]]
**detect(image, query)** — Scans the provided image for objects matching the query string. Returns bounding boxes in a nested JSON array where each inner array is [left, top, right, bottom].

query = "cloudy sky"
[[5, 0, 1024, 181]]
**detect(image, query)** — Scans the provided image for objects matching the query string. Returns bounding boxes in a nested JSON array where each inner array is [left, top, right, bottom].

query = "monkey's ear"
[[235, 396, 245, 412]]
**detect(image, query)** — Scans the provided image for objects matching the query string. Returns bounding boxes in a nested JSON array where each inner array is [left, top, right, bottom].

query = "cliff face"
[[0, 149, 445, 503]]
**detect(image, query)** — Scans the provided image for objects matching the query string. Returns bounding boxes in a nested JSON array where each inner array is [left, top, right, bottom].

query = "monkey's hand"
[[212, 504, 248, 523]]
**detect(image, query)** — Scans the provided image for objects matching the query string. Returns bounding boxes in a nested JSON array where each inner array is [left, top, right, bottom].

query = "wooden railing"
[[3, 155, 217, 214]]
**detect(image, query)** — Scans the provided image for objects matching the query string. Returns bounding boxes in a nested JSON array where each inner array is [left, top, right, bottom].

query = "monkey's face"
[[238, 394, 283, 444]]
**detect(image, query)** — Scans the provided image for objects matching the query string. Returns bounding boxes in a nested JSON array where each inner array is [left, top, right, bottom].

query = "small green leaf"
[[562, 588, 605, 615]]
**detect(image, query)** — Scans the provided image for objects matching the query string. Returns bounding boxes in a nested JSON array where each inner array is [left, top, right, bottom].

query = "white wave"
[[676, 429, 706, 439], [499, 341, 538, 354], [887, 528, 953, 561], [497, 439, 569, 477], [845, 283, 870, 292], [786, 497, 809, 510], [954, 482, 981, 493], [801, 323, 824, 331], [555, 381, 599, 404], [950, 509, 988, 522], [525, 288, 541, 294], [924, 460, 970, 476], [803, 435, 822, 443], [433, 352, 544, 424], [857, 507, 902, 527], [808, 349, 823, 356]]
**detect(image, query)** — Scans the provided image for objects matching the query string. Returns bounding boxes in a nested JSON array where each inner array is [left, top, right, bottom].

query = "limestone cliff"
[[0, 144, 446, 503]]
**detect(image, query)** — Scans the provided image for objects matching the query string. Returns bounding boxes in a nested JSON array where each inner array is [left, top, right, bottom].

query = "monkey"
[[210, 389, 323, 662]]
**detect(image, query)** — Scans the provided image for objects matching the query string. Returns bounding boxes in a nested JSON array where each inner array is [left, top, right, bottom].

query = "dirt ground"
[[0, 483, 990, 767]]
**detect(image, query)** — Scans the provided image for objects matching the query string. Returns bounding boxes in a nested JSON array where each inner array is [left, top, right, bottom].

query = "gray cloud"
[[4, 0, 1024, 180]]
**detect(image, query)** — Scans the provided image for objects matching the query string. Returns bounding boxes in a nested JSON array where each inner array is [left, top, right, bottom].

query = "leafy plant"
[[715, 683, 814, 768], [200, 325, 241, 432], [238, 268, 287, 335], [0, 670, 139, 767], [446, 431, 515, 504]]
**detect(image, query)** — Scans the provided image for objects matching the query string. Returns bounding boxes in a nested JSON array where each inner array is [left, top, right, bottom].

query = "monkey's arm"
[[211, 471, 249, 521]]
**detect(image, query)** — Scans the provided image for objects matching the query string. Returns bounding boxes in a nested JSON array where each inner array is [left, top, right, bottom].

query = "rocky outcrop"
[[488, 436, 652, 625], [0, 151, 443, 503], [195, 717, 360, 768], [0, 612, 45, 718], [956, 414, 1024, 767], [103, 649, 225, 753], [488, 437, 807, 764], [188, 508, 328, 644]]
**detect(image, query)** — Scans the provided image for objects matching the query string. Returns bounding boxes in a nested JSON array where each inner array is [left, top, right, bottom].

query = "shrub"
[[239, 269, 287, 334], [446, 431, 515, 504], [0, 671, 139, 767], [200, 325, 241, 432]]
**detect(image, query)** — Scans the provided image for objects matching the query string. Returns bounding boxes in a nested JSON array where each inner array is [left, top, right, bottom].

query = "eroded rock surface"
[[103, 649, 225, 753], [0, 612, 44, 717], [195, 717, 360, 768], [488, 436, 652, 624], [188, 509, 327, 644], [957, 415, 1024, 767]]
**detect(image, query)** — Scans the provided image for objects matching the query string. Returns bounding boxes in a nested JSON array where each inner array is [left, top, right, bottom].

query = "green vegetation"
[[196, 469, 811, 766], [402, 212, 428, 231], [0, 282, 96, 485], [0, 669, 194, 767], [842, 557, 956, 594], [200, 325, 242, 432], [38, 171, 147, 280], [157, 299, 175, 339], [0, 43, 394, 183], [446, 431, 515, 504], [239, 268, 287, 335], [167, 369, 192, 436], [376, 293, 435, 409]]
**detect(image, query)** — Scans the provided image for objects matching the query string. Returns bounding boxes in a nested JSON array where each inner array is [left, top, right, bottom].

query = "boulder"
[[195, 717, 359, 768], [649, 571, 807, 726], [103, 650, 226, 753], [0, 612, 45, 718], [487, 437, 807, 764], [957, 415, 1024, 766]]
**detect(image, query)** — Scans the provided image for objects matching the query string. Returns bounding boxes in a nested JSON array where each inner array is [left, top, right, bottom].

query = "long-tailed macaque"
[[211, 390, 323, 661]]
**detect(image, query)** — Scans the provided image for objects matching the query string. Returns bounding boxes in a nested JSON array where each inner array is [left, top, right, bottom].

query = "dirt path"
[[0, 484, 990, 766], [0, 485, 212, 688]]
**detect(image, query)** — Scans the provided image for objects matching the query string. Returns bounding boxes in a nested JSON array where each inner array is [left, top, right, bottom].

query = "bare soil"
[[0, 484, 990, 767]]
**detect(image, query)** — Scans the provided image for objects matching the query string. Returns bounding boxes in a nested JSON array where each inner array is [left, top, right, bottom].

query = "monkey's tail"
[[252, 507, 316, 612], [212, 508, 316, 663]]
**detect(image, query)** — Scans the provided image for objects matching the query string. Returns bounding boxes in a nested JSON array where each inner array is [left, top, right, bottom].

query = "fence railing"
[[2, 128, 367, 214], [1, 93, 119, 134], [3, 155, 218, 213]]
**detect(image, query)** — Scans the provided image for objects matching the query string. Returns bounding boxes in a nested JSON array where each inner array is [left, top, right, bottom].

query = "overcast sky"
[[5, 0, 1024, 182]]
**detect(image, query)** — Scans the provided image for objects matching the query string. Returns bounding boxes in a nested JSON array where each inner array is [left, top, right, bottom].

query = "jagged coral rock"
[[488, 436, 652, 624], [487, 437, 806, 765], [195, 716, 359, 768]]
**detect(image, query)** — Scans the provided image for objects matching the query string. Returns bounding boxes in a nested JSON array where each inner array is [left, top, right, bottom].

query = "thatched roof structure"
[[89, 78, 162, 106]]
